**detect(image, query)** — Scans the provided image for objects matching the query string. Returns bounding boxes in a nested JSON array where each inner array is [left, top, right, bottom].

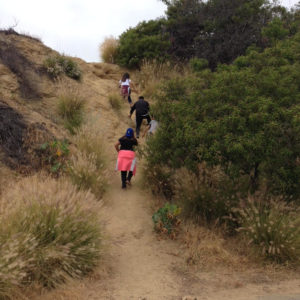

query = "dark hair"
[[122, 72, 130, 82], [138, 96, 144, 100]]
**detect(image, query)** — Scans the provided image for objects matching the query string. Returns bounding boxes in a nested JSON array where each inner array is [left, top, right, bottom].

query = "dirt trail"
[[98, 175, 183, 299]]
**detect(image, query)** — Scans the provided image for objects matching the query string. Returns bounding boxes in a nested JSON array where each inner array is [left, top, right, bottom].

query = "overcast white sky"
[[0, 0, 298, 63]]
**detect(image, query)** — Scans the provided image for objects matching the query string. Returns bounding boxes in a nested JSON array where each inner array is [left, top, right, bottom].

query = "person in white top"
[[119, 73, 134, 106], [142, 115, 159, 138]]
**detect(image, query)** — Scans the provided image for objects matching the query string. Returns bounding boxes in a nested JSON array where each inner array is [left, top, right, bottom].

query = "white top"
[[149, 120, 159, 133], [119, 79, 131, 86]]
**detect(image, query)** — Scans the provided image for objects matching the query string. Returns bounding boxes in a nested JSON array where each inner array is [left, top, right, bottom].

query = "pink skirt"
[[115, 150, 136, 175], [121, 85, 129, 97]]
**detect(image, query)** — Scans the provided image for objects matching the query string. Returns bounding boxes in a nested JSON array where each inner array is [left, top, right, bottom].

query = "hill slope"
[[1, 30, 300, 300]]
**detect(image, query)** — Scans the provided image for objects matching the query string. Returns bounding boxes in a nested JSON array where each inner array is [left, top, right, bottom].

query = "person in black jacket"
[[128, 96, 151, 138]]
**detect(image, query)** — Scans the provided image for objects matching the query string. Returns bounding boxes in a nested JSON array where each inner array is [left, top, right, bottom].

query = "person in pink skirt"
[[115, 128, 138, 189]]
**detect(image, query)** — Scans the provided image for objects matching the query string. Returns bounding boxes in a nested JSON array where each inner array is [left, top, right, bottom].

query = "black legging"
[[136, 114, 151, 137], [121, 171, 133, 187]]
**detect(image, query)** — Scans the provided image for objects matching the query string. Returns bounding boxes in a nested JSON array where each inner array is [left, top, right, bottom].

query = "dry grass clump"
[[133, 59, 186, 99], [182, 223, 240, 269], [68, 152, 107, 199], [99, 36, 119, 64], [69, 121, 108, 199], [92, 63, 119, 79], [174, 166, 239, 223], [57, 82, 85, 134], [72, 121, 107, 170], [108, 92, 122, 111], [235, 197, 300, 263], [0, 175, 103, 298]]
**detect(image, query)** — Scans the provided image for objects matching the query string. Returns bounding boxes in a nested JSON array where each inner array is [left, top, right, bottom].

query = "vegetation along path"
[[34, 99, 300, 300]]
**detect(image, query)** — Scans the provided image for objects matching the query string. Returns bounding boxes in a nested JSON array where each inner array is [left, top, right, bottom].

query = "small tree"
[[116, 19, 170, 69]]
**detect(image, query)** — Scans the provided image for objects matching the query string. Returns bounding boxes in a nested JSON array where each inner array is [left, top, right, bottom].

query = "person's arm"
[[129, 103, 136, 118], [115, 141, 120, 152]]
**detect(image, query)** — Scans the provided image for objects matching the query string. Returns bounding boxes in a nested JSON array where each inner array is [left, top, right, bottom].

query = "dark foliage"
[[145, 29, 300, 197], [163, 0, 277, 68]]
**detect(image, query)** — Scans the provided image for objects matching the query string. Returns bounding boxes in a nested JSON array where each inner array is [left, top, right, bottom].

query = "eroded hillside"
[[0, 29, 122, 175]]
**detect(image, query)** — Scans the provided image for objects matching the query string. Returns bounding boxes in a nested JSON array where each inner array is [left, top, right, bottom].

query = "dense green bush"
[[116, 19, 170, 69], [144, 31, 300, 199]]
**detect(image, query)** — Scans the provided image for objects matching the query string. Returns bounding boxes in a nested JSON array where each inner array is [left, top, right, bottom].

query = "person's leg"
[[136, 115, 143, 138], [128, 94, 132, 105], [127, 171, 133, 184], [121, 171, 127, 188]]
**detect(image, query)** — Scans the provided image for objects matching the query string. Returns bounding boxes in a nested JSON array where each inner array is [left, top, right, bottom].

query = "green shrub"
[[189, 58, 209, 72], [0, 176, 103, 296], [108, 93, 122, 111], [57, 89, 85, 134], [152, 203, 181, 238], [116, 19, 170, 69], [235, 198, 300, 263], [44, 55, 82, 80], [43, 56, 63, 77], [40, 139, 69, 174], [62, 58, 82, 80]]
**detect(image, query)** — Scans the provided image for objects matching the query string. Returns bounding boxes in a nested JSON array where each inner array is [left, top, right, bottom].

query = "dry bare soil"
[[1, 31, 300, 300]]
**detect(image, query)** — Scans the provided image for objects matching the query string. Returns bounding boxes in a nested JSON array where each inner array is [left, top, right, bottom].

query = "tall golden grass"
[[235, 197, 300, 263], [0, 175, 103, 298], [99, 36, 119, 64], [57, 81, 86, 134], [69, 120, 108, 199]]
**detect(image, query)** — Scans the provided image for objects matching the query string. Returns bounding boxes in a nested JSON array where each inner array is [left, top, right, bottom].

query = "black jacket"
[[130, 98, 150, 116]]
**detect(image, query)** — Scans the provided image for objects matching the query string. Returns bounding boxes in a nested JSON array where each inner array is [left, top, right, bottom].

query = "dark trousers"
[[136, 114, 151, 137], [121, 171, 133, 188]]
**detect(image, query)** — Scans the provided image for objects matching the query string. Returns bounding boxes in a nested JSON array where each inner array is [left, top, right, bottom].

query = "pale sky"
[[0, 0, 298, 63]]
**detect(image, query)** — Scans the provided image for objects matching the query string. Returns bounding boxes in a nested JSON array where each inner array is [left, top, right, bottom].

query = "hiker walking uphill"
[[115, 128, 138, 189], [129, 96, 151, 138], [119, 73, 134, 106]]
